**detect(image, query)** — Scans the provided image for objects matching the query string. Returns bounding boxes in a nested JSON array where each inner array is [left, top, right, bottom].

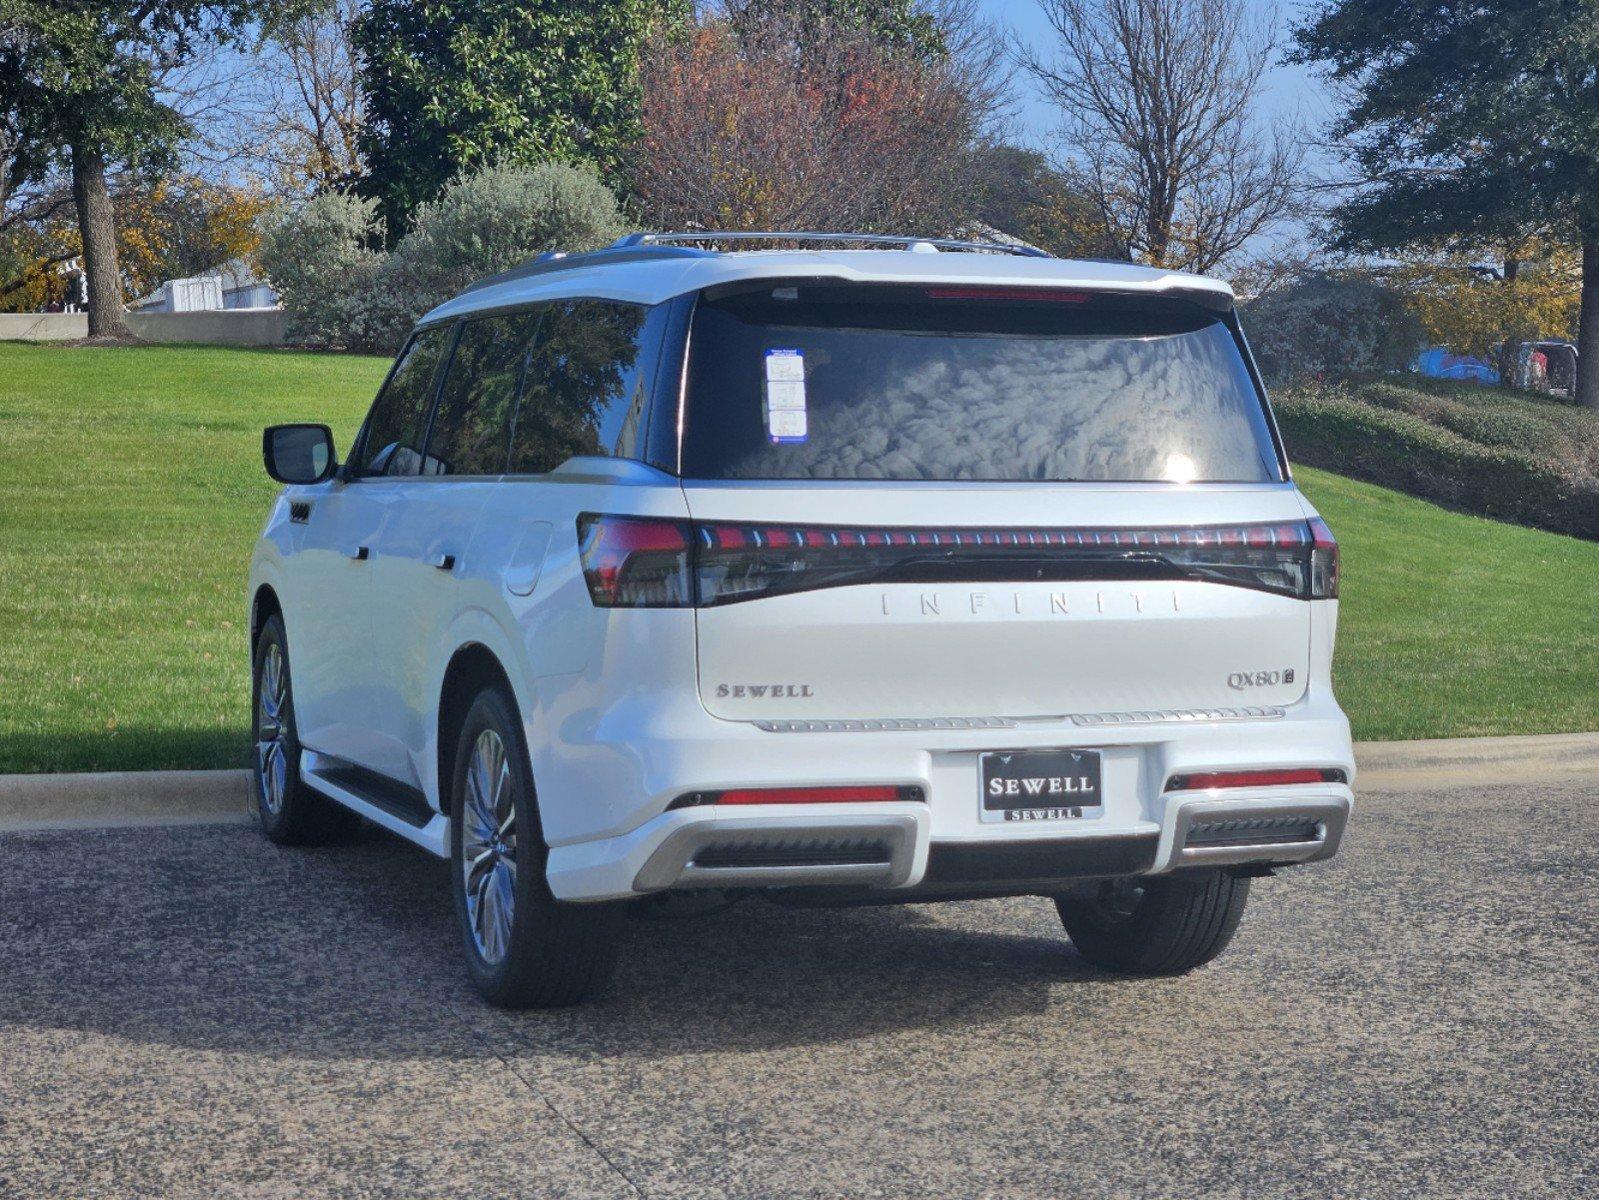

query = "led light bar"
[[577, 514, 1341, 608]]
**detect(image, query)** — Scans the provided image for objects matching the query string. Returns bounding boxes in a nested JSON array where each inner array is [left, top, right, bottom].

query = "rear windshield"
[[680, 284, 1282, 483]]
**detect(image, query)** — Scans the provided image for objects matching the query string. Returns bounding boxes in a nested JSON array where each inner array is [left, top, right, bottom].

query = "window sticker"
[[765, 348, 805, 382], [767, 407, 808, 441], [763, 348, 808, 442]]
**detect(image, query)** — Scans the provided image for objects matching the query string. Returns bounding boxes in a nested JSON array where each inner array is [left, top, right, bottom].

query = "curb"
[[1355, 731, 1599, 792], [0, 769, 252, 832], [2, 733, 1597, 832]]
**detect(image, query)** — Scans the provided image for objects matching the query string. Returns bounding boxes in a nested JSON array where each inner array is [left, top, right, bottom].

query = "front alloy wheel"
[[249, 612, 359, 846], [255, 641, 289, 817]]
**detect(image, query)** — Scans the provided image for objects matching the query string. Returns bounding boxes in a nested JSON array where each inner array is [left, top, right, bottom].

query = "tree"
[[1387, 248, 1581, 379], [248, 0, 365, 194], [1292, 0, 1599, 406], [354, 0, 686, 242], [629, 8, 998, 234], [969, 144, 1120, 259], [725, 0, 947, 62], [0, 1, 295, 337], [1016, 0, 1301, 274]]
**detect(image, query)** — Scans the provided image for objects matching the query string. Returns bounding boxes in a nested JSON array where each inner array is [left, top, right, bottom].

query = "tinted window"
[[358, 325, 452, 476], [680, 285, 1282, 483], [507, 300, 656, 474], [425, 311, 543, 475]]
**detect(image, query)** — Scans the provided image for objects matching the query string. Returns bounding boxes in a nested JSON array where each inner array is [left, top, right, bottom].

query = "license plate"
[[980, 749, 1104, 823]]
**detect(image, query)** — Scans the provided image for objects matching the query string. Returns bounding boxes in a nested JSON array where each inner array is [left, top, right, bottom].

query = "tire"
[[449, 686, 626, 1008], [250, 613, 361, 846], [1055, 870, 1250, 975]]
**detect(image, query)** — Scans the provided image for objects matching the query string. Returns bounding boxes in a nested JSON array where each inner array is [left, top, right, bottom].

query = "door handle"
[[342, 544, 370, 561], [431, 552, 457, 571]]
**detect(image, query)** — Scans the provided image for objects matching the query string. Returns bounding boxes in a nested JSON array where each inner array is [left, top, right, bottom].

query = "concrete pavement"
[[0, 779, 1595, 1198]]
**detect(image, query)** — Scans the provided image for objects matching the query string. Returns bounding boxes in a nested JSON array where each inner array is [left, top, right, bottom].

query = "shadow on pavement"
[[0, 823, 1118, 1063]]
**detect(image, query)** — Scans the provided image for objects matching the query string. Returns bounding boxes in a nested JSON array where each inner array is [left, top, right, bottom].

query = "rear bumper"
[[543, 696, 1355, 901]]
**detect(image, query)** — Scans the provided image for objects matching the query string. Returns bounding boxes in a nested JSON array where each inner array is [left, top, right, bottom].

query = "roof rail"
[[459, 227, 1053, 295], [615, 230, 1052, 258]]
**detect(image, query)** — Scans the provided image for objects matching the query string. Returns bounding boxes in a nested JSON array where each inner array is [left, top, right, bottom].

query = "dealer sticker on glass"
[[764, 349, 808, 443]]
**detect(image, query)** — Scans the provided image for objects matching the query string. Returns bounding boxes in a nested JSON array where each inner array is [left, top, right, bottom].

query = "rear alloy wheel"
[[250, 613, 360, 845], [1056, 870, 1250, 974], [449, 686, 626, 1008]]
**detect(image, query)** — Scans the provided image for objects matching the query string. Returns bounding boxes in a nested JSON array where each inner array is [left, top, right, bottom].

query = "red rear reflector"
[[925, 286, 1089, 303], [715, 786, 904, 806], [1166, 768, 1346, 792]]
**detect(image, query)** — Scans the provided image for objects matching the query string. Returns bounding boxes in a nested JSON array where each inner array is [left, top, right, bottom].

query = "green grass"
[[1297, 466, 1599, 740], [0, 342, 386, 774], [0, 342, 1595, 772]]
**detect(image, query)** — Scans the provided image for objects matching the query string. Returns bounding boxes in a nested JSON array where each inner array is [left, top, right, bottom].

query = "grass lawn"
[[0, 342, 386, 774], [1, 341, 1596, 773]]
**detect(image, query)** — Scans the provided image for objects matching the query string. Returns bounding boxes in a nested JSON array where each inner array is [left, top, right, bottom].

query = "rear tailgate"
[[686, 483, 1312, 722]]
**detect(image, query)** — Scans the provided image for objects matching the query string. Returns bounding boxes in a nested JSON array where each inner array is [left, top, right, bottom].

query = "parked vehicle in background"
[[1514, 340, 1578, 397], [250, 232, 1354, 1007]]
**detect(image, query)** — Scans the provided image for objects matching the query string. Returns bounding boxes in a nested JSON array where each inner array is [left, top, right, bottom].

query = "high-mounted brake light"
[[578, 514, 1339, 608], [1165, 768, 1347, 792], [925, 286, 1089, 303]]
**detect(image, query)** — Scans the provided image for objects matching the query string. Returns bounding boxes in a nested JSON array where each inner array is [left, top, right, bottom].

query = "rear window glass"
[[679, 284, 1281, 483]]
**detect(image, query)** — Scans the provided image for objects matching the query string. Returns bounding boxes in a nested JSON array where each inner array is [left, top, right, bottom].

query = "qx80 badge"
[[1228, 668, 1295, 690]]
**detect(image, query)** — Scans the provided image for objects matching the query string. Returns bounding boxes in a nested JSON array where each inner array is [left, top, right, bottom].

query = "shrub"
[[383, 162, 625, 326], [1275, 381, 1599, 540], [1244, 273, 1422, 385], [256, 191, 406, 354], [260, 165, 626, 353]]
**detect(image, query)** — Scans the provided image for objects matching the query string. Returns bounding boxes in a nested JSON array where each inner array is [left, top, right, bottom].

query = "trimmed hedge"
[[1274, 380, 1599, 541]]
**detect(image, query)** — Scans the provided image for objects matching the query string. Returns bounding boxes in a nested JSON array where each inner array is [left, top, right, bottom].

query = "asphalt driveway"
[[0, 780, 1594, 1199]]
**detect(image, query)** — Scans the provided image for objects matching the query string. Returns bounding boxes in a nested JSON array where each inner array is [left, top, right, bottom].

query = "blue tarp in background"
[[1412, 346, 1500, 384]]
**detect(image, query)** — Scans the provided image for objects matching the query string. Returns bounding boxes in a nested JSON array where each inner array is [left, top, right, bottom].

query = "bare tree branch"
[[1015, 0, 1303, 273]]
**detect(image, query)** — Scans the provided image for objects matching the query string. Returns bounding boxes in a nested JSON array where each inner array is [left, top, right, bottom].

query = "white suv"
[[250, 232, 1354, 1007]]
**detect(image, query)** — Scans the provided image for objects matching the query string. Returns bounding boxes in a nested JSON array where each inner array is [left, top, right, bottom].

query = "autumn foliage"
[[630, 15, 987, 235]]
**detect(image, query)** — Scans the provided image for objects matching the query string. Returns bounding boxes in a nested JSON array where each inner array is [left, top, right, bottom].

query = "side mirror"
[[263, 423, 337, 484]]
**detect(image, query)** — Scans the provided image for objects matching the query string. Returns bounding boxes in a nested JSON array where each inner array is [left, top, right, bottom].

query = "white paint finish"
[[421, 248, 1231, 326], [277, 479, 397, 768], [370, 478, 496, 789], [502, 522, 552, 596], [698, 580, 1308, 721]]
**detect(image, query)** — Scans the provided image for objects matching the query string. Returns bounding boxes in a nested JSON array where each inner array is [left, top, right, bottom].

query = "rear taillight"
[[578, 515, 1339, 607], [1308, 516, 1339, 599], [576, 514, 693, 607], [1165, 767, 1347, 791]]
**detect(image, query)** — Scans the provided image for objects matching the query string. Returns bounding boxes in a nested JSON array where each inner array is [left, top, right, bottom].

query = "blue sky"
[[976, 0, 1334, 161]]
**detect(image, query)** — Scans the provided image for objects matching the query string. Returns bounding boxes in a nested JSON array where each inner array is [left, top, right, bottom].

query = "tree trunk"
[[68, 142, 131, 340], [1578, 239, 1599, 408], [1496, 255, 1520, 389]]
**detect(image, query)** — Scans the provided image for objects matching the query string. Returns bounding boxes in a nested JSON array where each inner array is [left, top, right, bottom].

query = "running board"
[[300, 750, 449, 858]]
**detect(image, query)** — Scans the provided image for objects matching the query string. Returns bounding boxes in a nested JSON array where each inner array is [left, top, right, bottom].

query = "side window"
[[357, 324, 452, 477], [506, 300, 660, 474], [424, 310, 543, 476]]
